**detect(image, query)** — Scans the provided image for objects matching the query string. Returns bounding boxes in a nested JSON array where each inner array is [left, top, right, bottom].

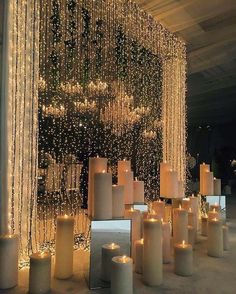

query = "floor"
[[1, 196, 236, 294]]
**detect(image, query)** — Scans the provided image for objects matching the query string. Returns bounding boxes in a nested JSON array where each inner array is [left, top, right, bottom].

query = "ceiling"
[[1, 1, 236, 126], [136, 0, 236, 126]]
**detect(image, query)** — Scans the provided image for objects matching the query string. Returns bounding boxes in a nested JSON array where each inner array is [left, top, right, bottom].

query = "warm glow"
[[135, 177, 138, 181], [130, 207, 134, 212], [102, 170, 106, 173], [214, 202, 218, 206], [64, 214, 68, 218], [123, 158, 126, 161], [189, 208, 192, 212], [161, 218, 163, 223], [125, 169, 128, 172], [213, 218, 217, 221], [96, 155, 99, 158], [149, 218, 156, 222], [182, 240, 186, 246], [183, 197, 189, 201], [179, 204, 182, 209], [121, 255, 127, 263], [111, 242, 115, 249], [140, 238, 144, 244], [213, 208, 216, 213]]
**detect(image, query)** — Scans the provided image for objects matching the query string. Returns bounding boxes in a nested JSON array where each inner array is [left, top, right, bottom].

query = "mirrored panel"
[[133, 203, 148, 212]]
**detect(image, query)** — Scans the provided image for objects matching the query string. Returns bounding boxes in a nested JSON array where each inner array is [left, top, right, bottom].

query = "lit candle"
[[152, 199, 165, 219], [133, 179, 145, 204], [112, 185, 125, 218], [201, 215, 208, 236], [29, 251, 51, 294], [160, 162, 171, 197], [222, 225, 229, 251], [173, 206, 188, 245], [101, 243, 120, 282], [143, 219, 162, 286], [174, 240, 193, 276], [208, 208, 220, 221], [210, 202, 221, 212], [118, 170, 134, 205], [94, 171, 112, 220], [118, 160, 131, 179], [200, 163, 210, 194], [182, 198, 190, 210], [207, 218, 223, 257], [88, 157, 107, 216], [165, 170, 178, 198], [111, 256, 133, 294], [0, 234, 18, 289], [54, 215, 75, 279], [162, 219, 171, 264], [202, 171, 214, 195], [214, 178, 221, 195], [135, 239, 143, 274]]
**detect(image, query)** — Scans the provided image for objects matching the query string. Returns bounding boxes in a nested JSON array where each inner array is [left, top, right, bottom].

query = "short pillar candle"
[[143, 219, 162, 286], [187, 225, 195, 249], [208, 208, 219, 221], [0, 234, 18, 289], [101, 243, 120, 282], [160, 162, 171, 197], [152, 199, 165, 219], [182, 198, 191, 210], [54, 215, 75, 279], [207, 218, 223, 257], [118, 160, 131, 179], [112, 185, 125, 218], [174, 240, 193, 276], [165, 170, 178, 198], [214, 178, 221, 195], [111, 256, 133, 294], [222, 225, 229, 251], [134, 239, 143, 274], [162, 220, 171, 264], [173, 206, 188, 245], [210, 203, 221, 212], [133, 178, 144, 203], [29, 252, 51, 294], [118, 170, 134, 205], [201, 215, 208, 236]]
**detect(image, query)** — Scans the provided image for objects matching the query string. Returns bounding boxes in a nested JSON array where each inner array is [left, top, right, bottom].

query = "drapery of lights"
[[6, 0, 39, 260]]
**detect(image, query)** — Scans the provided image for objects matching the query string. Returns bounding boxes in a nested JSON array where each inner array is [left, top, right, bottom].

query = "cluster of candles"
[[200, 163, 222, 195]]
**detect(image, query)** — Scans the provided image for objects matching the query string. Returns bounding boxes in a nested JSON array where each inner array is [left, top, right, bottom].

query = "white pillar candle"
[[143, 219, 162, 286], [173, 206, 188, 245], [201, 215, 208, 236], [152, 200, 165, 219], [88, 157, 107, 216], [55, 215, 75, 279], [29, 252, 51, 294], [208, 208, 220, 220], [200, 163, 210, 195], [202, 171, 214, 195], [164, 205, 172, 223], [210, 203, 221, 212], [162, 220, 171, 264], [0, 235, 18, 289], [147, 210, 160, 220], [118, 171, 134, 205], [207, 218, 223, 257], [124, 209, 141, 257], [133, 179, 144, 203], [188, 208, 194, 227], [118, 159, 131, 179], [111, 256, 133, 294], [112, 185, 125, 218], [182, 198, 191, 210], [160, 162, 171, 197], [172, 198, 182, 209], [189, 196, 199, 232], [101, 243, 120, 282], [187, 225, 195, 249], [222, 225, 229, 251], [174, 240, 193, 276], [214, 178, 221, 195], [165, 170, 178, 198], [178, 180, 184, 198], [141, 211, 149, 237], [134, 239, 143, 274], [94, 172, 112, 219]]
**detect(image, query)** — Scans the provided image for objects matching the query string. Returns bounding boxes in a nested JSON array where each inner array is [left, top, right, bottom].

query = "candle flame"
[[125, 169, 128, 172], [96, 155, 99, 158], [141, 238, 144, 244], [135, 177, 138, 181], [123, 158, 126, 161], [182, 240, 186, 246], [150, 218, 156, 222], [122, 255, 127, 263], [213, 208, 216, 213], [64, 214, 68, 218], [161, 218, 163, 223], [102, 170, 106, 173], [214, 202, 218, 206], [213, 217, 217, 221], [130, 207, 134, 212], [179, 204, 182, 209], [189, 208, 192, 212]]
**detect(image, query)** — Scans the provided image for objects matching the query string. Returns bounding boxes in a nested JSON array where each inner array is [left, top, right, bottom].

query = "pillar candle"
[[160, 162, 171, 197], [29, 252, 51, 294], [214, 178, 221, 195], [200, 163, 210, 194], [141, 211, 149, 237], [165, 170, 178, 198], [147, 210, 160, 220], [164, 204, 172, 223], [174, 240, 193, 276], [143, 219, 162, 286], [134, 239, 143, 274], [112, 185, 125, 218], [208, 208, 220, 220], [118, 159, 131, 179], [101, 243, 120, 282], [88, 157, 107, 216], [173, 206, 188, 245], [210, 203, 221, 212], [55, 215, 75, 279], [182, 198, 191, 210], [202, 171, 214, 195], [178, 180, 184, 198], [162, 220, 171, 264], [152, 200, 165, 219], [222, 225, 229, 251], [133, 178, 144, 203], [0, 235, 18, 289], [118, 171, 134, 205], [172, 198, 182, 209], [124, 209, 141, 257], [207, 218, 223, 257], [189, 196, 199, 232], [201, 215, 208, 236], [111, 256, 133, 294], [188, 208, 194, 227], [187, 225, 195, 249], [94, 172, 112, 219]]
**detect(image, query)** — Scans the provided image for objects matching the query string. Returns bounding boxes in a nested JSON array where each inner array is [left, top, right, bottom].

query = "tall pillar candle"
[[94, 172, 112, 219], [143, 219, 162, 286], [164, 204, 172, 223], [118, 171, 134, 205], [208, 208, 219, 220], [88, 157, 107, 216], [222, 225, 229, 251], [202, 171, 214, 196], [188, 225, 195, 249], [200, 163, 210, 195], [133, 178, 144, 203], [112, 185, 124, 218], [189, 196, 199, 231], [0, 235, 18, 289], [214, 178, 221, 195], [118, 159, 131, 179], [152, 200, 165, 219], [173, 206, 188, 245], [178, 180, 184, 198], [160, 162, 171, 197], [162, 220, 171, 264], [174, 241, 193, 276], [165, 170, 178, 198], [135, 239, 143, 274], [111, 256, 133, 294], [29, 252, 51, 294], [55, 215, 75, 279], [207, 218, 223, 257], [101, 243, 120, 282], [201, 215, 208, 236]]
